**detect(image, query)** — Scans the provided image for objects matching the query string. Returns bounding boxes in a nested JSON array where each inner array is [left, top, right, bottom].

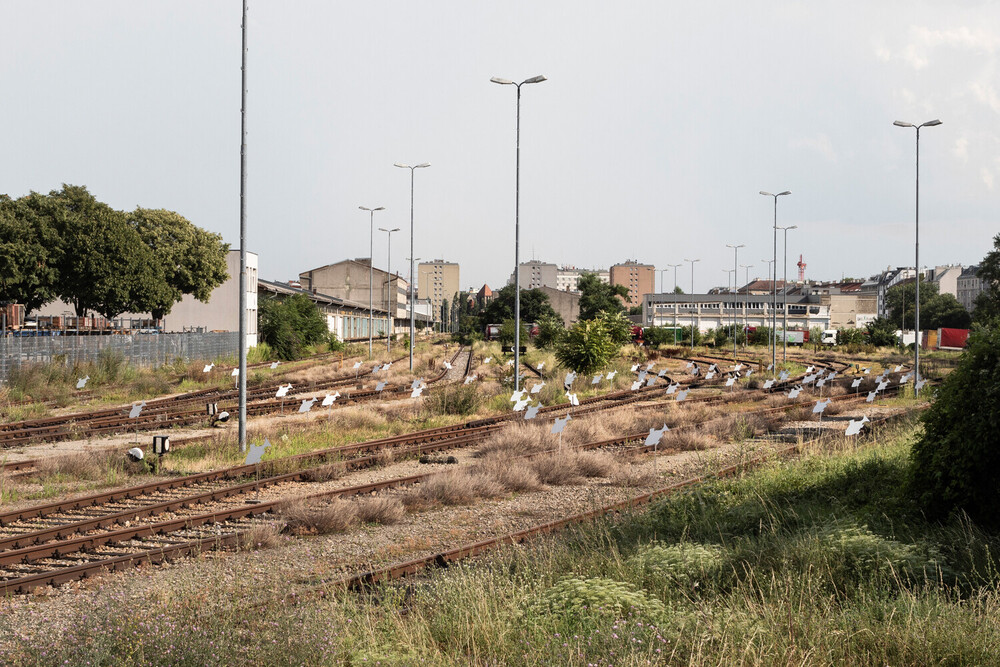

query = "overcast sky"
[[2, 1, 997, 294]]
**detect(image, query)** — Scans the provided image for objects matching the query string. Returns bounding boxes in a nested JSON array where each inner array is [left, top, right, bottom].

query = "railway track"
[[0, 360, 918, 594]]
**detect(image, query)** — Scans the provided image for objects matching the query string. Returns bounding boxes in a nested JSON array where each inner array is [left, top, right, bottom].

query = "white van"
[[820, 329, 838, 345]]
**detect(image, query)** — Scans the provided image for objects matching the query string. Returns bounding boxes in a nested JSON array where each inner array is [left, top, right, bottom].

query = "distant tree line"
[[0, 185, 229, 320]]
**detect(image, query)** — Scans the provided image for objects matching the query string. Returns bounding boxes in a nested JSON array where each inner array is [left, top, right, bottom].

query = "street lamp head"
[[415, 163, 431, 169], [360, 206, 384, 212], [759, 191, 773, 197], [522, 75, 547, 84], [379, 227, 401, 233], [778, 191, 791, 196], [393, 163, 409, 169], [921, 119, 943, 127], [490, 77, 514, 85], [893, 120, 914, 128]]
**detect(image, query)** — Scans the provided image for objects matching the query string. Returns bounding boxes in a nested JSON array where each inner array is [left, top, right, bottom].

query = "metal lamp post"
[[393, 163, 430, 371], [778, 224, 797, 363], [740, 264, 753, 350], [379, 226, 400, 353], [237, 0, 249, 451], [667, 263, 682, 341], [359, 206, 385, 358], [726, 244, 744, 359], [760, 190, 791, 370], [491, 74, 546, 392], [684, 259, 700, 349], [894, 119, 941, 395]]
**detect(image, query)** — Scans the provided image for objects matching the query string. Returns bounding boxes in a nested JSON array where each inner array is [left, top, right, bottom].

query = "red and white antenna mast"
[[797, 254, 806, 282]]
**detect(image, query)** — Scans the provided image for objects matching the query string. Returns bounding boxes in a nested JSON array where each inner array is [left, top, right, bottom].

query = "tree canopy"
[[258, 293, 329, 360], [973, 233, 1000, 324], [0, 185, 229, 320], [886, 278, 971, 331], [578, 272, 629, 320], [478, 284, 562, 329]]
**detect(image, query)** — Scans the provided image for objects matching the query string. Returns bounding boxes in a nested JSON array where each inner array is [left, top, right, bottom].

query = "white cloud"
[[953, 137, 969, 162], [982, 167, 995, 191], [791, 134, 837, 162], [969, 80, 1000, 115]]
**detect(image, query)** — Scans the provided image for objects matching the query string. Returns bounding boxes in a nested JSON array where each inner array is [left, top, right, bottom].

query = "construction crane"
[[797, 254, 806, 282]]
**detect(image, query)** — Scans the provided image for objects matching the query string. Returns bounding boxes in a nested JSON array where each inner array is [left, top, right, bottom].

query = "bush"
[[258, 293, 329, 360], [555, 319, 617, 375], [424, 384, 481, 416], [910, 322, 1000, 524], [866, 317, 900, 347], [537, 576, 667, 618], [534, 315, 566, 349]]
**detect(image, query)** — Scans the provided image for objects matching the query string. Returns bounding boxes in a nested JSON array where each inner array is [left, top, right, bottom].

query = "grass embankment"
[[7, 419, 1000, 665]]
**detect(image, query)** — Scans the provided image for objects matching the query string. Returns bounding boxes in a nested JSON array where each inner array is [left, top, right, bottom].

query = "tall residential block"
[[610, 260, 656, 307], [418, 260, 460, 316]]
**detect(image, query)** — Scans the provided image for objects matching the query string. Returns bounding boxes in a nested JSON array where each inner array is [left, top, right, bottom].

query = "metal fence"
[[0, 332, 240, 382]]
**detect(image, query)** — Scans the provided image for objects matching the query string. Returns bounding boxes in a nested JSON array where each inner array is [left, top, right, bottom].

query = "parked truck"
[[777, 330, 808, 346], [820, 329, 838, 345]]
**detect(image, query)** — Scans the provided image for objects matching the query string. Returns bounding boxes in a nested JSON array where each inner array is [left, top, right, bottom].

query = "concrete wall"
[[825, 293, 877, 329], [537, 286, 580, 325]]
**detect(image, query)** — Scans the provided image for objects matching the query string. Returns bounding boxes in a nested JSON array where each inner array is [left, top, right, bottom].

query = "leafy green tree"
[[498, 318, 528, 347], [0, 194, 59, 313], [922, 292, 971, 329], [642, 327, 678, 347], [836, 327, 866, 346], [973, 233, 1000, 324], [534, 315, 566, 349], [679, 325, 703, 346], [864, 317, 899, 347], [555, 319, 617, 375], [673, 285, 684, 295], [44, 185, 161, 319], [600, 310, 633, 346], [910, 321, 1000, 524], [127, 208, 229, 320], [886, 278, 937, 328], [578, 272, 629, 320], [479, 285, 561, 329], [440, 298, 450, 333], [259, 293, 329, 360]]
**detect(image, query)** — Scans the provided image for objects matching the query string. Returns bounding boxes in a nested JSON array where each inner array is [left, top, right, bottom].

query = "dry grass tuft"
[[413, 470, 483, 505], [531, 453, 584, 486], [355, 496, 405, 524], [611, 466, 660, 488], [572, 451, 620, 478], [475, 421, 552, 459], [660, 429, 716, 451], [279, 498, 357, 535], [301, 464, 344, 483], [239, 520, 284, 549], [473, 459, 544, 492]]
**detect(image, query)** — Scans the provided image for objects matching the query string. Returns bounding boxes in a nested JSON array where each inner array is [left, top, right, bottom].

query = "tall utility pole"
[[393, 163, 430, 371], [360, 206, 385, 359], [740, 264, 753, 350], [667, 263, 682, 342], [760, 190, 791, 371], [778, 225, 798, 363], [379, 226, 400, 353], [726, 244, 744, 359], [491, 74, 546, 392], [894, 119, 941, 395], [684, 258, 700, 349], [237, 0, 249, 452]]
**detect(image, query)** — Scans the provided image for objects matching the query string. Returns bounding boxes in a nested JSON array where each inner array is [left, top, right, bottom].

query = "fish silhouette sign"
[[630, 381, 642, 391], [551, 414, 571, 434], [443, 361, 452, 370], [410, 386, 424, 398], [646, 376, 656, 387], [245, 438, 271, 465], [298, 397, 317, 413], [537, 362, 545, 370], [812, 399, 831, 414], [513, 398, 530, 412], [607, 370, 617, 380], [128, 401, 146, 419], [762, 379, 775, 390], [510, 389, 526, 403], [725, 377, 736, 387], [524, 404, 541, 420], [483, 357, 492, 364], [76, 376, 90, 389], [353, 362, 362, 370], [644, 423, 669, 448], [866, 391, 877, 403], [275, 384, 292, 398], [232, 368, 240, 377], [666, 383, 678, 395], [531, 382, 545, 394], [566, 392, 580, 406], [464, 375, 477, 385], [592, 374, 602, 385], [322, 392, 340, 406], [270, 361, 280, 370], [375, 381, 387, 392], [675, 390, 688, 402], [202, 363, 214, 373], [788, 387, 802, 399], [851, 378, 862, 389], [631, 364, 640, 372], [844, 416, 870, 436], [705, 371, 716, 380]]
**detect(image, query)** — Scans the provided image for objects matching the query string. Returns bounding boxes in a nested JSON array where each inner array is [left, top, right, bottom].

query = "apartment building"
[[610, 260, 656, 308]]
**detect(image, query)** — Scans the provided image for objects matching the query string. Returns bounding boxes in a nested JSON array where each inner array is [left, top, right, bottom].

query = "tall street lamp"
[[740, 264, 753, 350], [491, 74, 546, 392], [894, 119, 941, 395], [394, 163, 430, 371], [778, 224, 798, 363], [760, 190, 791, 370], [726, 244, 744, 359], [237, 0, 249, 451], [667, 263, 682, 341], [684, 258, 700, 349], [379, 226, 400, 354], [722, 268, 735, 354], [360, 206, 385, 359]]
